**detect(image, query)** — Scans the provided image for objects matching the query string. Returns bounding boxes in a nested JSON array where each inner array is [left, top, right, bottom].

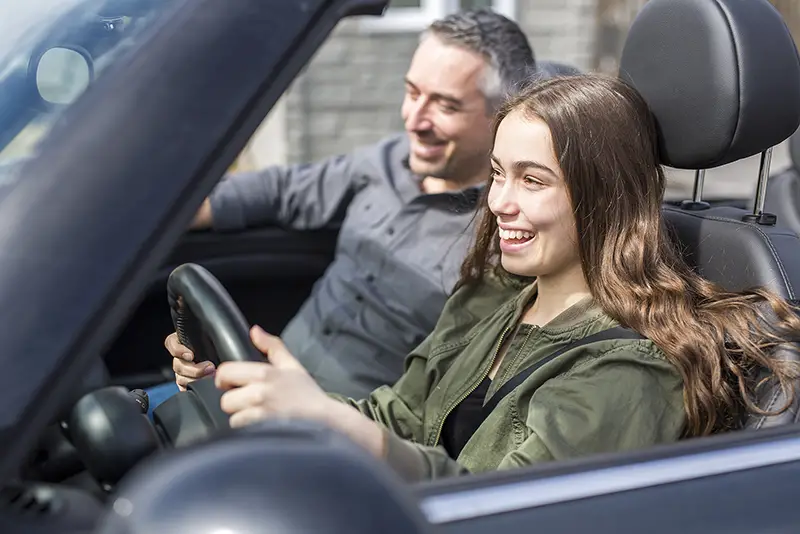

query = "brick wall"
[[520, 0, 599, 71], [283, 19, 416, 163], [283, 1, 600, 164]]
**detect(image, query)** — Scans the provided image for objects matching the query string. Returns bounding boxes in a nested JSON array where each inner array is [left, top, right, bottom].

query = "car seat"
[[619, 0, 800, 429]]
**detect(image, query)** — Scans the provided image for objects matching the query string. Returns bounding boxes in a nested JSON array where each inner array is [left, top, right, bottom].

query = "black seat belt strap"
[[481, 326, 646, 418]]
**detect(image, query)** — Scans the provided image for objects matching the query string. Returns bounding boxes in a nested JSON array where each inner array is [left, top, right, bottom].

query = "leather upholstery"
[[663, 206, 800, 299], [619, 0, 800, 169], [665, 217, 800, 429], [663, 206, 800, 428], [621, 0, 800, 429]]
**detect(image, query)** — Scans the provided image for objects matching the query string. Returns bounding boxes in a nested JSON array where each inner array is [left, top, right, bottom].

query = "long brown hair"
[[459, 74, 800, 437]]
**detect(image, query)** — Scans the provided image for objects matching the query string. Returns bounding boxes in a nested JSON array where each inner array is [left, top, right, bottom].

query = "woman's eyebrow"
[[490, 154, 558, 178]]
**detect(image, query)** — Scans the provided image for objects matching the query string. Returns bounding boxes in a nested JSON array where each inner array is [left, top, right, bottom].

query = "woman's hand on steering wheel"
[[215, 326, 387, 458], [215, 326, 333, 426], [165, 332, 216, 391]]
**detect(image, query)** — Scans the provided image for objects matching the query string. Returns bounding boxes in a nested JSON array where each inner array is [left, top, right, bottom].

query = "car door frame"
[[415, 422, 800, 532]]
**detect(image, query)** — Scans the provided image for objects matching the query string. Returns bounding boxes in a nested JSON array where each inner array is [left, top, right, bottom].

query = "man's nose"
[[405, 99, 433, 132]]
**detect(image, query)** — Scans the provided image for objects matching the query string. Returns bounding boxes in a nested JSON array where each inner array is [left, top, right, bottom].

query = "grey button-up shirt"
[[209, 134, 482, 398]]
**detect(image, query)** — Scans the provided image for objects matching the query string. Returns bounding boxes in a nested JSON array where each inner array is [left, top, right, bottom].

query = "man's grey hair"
[[421, 8, 536, 112]]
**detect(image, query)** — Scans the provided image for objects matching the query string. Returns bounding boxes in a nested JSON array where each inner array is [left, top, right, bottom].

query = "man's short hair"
[[423, 9, 536, 112]]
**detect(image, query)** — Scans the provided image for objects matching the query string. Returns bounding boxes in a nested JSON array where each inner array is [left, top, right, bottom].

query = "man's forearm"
[[190, 198, 213, 230]]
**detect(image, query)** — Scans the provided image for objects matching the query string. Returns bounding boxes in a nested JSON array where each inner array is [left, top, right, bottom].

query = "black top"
[[440, 324, 534, 459], [441, 376, 492, 459]]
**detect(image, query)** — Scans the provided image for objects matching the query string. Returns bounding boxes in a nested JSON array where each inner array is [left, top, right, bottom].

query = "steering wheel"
[[152, 263, 264, 446], [167, 262, 262, 366], [64, 263, 263, 490]]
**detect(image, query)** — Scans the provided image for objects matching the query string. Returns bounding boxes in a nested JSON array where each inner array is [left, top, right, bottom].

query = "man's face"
[[401, 35, 495, 185]]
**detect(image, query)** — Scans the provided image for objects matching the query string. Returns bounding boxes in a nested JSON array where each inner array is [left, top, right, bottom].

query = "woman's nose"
[[489, 182, 520, 216]]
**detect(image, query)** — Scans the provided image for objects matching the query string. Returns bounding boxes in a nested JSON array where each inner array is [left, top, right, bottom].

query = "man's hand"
[[164, 332, 216, 391], [215, 326, 387, 458]]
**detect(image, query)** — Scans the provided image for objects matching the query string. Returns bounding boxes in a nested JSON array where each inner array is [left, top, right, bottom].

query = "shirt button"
[[386, 227, 395, 235], [366, 274, 375, 283], [355, 294, 364, 302]]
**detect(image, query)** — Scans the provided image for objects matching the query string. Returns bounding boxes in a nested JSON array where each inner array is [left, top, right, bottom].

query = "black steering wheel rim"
[[63, 266, 263, 487], [166, 263, 263, 364]]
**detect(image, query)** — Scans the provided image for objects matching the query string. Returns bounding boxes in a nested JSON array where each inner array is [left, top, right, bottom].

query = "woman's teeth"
[[499, 229, 534, 241]]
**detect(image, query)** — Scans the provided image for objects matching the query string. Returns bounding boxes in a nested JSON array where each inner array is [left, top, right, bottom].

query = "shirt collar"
[[400, 145, 485, 212]]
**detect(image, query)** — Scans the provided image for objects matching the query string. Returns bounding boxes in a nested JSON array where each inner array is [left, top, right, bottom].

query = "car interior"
[[100, 59, 586, 392], [5, 0, 800, 532]]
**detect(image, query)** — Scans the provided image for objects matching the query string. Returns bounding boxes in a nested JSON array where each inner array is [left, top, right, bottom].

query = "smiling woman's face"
[[488, 110, 580, 278]]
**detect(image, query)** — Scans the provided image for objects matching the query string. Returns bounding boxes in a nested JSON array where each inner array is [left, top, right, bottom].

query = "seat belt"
[[480, 326, 646, 419]]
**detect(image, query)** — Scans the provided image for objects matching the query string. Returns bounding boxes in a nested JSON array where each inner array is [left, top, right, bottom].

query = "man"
[[161, 9, 538, 401]]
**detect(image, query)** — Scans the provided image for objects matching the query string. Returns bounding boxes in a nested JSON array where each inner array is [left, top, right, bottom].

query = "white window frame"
[[358, 0, 517, 33]]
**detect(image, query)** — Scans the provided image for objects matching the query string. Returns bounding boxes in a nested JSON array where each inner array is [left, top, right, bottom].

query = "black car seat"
[[619, 0, 800, 429], [764, 128, 800, 234]]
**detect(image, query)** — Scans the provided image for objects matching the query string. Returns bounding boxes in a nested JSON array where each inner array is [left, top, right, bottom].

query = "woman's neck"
[[522, 263, 591, 326]]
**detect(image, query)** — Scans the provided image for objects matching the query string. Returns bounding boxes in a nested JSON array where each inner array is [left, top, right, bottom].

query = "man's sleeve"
[[208, 151, 361, 232], [329, 330, 436, 444]]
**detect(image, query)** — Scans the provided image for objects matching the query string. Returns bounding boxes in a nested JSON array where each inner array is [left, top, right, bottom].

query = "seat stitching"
[[664, 208, 796, 299], [750, 387, 781, 429], [764, 386, 781, 413]]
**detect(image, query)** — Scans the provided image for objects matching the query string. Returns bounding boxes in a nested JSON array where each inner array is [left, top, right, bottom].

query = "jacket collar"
[[509, 281, 606, 333]]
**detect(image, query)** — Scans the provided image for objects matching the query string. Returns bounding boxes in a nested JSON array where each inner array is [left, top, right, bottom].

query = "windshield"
[[0, 0, 178, 172], [0, 0, 182, 441]]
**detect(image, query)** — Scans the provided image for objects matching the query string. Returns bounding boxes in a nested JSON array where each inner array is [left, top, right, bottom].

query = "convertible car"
[[3, 0, 800, 532]]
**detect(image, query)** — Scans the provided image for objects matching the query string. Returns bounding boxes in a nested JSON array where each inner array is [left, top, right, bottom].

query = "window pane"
[[459, 0, 493, 9], [390, 0, 423, 7]]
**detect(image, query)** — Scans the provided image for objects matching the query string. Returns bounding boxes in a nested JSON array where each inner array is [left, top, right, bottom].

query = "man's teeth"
[[499, 229, 534, 240]]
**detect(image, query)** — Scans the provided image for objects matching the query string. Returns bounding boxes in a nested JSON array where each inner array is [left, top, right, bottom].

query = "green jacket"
[[331, 276, 685, 482]]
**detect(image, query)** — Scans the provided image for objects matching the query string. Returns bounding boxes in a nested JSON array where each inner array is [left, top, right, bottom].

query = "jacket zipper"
[[430, 324, 513, 447]]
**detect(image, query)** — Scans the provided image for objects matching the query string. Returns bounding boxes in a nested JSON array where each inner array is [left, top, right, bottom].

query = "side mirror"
[[31, 46, 94, 107]]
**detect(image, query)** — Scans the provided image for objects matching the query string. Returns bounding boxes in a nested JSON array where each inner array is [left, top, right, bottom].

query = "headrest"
[[619, 0, 800, 170], [791, 126, 800, 168], [537, 60, 582, 78]]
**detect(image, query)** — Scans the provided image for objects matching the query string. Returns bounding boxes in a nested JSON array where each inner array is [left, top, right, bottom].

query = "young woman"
[[168, 74, 800, 482]]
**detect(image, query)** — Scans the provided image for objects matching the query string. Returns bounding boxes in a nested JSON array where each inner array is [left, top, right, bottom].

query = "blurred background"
[[235, 0, 800, 203]]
